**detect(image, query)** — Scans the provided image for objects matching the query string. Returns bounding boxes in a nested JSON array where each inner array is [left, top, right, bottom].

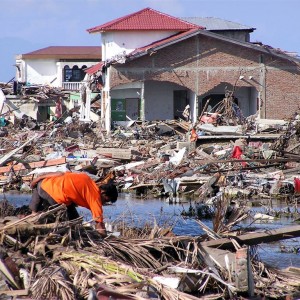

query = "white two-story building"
[[15, 46, 101, 90], [9, 46, 102, 122]]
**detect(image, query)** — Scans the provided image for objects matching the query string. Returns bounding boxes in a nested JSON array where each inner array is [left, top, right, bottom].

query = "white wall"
[[25, 59, 57, 86], [234, 87, 257, 117], [102, 31, 178, 61], [111, 81, 191, 121], [144, 81, 182, 121], [235, 87, 250, 117], [188, 90, 197, 122], [18, 59, 99, 87], [5, 99, 38, 119]]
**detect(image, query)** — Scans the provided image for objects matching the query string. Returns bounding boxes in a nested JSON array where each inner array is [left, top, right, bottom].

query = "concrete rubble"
[[0, 88, 300, 299]]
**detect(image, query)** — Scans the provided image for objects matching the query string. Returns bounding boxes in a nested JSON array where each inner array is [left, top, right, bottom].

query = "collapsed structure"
[[0, 7, 299, 299], [2, 7, 299, 134], [0, 111, 299, 299]]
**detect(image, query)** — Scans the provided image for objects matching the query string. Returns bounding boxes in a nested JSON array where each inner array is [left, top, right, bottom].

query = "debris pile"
[[0, 200, 300, 299], [0, 86, 300, 298]]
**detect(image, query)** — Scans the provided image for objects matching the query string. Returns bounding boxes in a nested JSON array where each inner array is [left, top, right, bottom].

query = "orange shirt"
[[41, 172, 103, 222]]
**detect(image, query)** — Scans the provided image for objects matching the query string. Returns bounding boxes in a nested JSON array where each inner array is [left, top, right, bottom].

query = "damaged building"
[[86, 7, 300, 132], [4, 7, 300, 132], [3, 46, 102, 123]]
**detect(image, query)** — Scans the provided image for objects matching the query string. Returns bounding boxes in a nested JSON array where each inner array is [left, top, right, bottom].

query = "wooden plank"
[[161, 121, 188, 135], [0, 157, 66, 174], [0, 289, 28, 296], [235, 248, 249, 292], [196, 134, 280, 140], [286, 143, 300, 152], [97, 148, 132, 160], [177, 141, 196, 152], [207, 157, 300, 165], [128, 183, 163, 190], [0, 133, 44, 167], [202, 246, 235, 269], [195, 148, 214, 161], [202, 225, 300, 250]]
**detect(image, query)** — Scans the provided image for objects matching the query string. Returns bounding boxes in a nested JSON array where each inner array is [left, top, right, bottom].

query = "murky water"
[[4, 192, 300, 269]]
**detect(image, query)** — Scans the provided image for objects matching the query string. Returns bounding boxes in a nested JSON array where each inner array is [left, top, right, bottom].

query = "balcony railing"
[[62, 82, 82, 91]]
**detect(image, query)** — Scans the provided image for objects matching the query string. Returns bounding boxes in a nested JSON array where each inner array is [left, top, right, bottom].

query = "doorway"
[[111, 98, 140, 121], [173, 90, 188, 119], [126, 98, 139, 120]]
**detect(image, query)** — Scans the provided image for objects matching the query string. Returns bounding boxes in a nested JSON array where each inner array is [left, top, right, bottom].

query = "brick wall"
[[110, 34, 300, 119]]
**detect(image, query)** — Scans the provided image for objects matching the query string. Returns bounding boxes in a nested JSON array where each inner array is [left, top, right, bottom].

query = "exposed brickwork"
[[265, 68, 300, 119], [110, 34, 300, 119]]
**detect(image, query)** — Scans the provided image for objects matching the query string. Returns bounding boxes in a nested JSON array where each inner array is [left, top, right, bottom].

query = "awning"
[[85, 62, 104, 74]]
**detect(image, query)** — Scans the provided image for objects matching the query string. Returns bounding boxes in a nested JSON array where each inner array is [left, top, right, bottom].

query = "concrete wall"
[[5, 96, 69, 122], [5, 98, 41, 120], [110, 81, 190, 121], [111, 88, 140, 99], [144, 81, 177, 120], [235, 86, 257, 117], [16, 59, 99, 87], [102, 31, 178, 61], [24, 59, 57, 86]]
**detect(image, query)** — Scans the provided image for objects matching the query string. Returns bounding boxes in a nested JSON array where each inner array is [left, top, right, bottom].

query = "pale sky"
[[1, 0, 299, 81]]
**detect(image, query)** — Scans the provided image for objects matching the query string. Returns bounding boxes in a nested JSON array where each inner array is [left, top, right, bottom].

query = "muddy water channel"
[[5, 192, 300, 270]]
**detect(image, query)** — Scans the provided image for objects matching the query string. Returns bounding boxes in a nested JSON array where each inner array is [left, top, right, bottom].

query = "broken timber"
[[96, 148, 132, 160], [0, 157, 66, 174], [0, 289, 28, 297], [0, 133, 44, 166], [206, 157, 300, 165], [202, 225, 300, 250], [196, 134, 281, 140]]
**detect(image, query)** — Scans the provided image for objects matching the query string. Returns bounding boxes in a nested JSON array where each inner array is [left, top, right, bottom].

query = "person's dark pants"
[[29, 182, 80, 220]]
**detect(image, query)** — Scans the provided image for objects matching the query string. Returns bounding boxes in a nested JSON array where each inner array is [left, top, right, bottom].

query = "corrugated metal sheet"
[[181, 17, 255, 31], [87, 8, 202, 33], [85, 62, 104, 74]]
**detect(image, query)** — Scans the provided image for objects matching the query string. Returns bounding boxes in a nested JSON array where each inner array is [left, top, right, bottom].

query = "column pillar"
[[56, 62, 62, 88], [140, 81, 145, 121]]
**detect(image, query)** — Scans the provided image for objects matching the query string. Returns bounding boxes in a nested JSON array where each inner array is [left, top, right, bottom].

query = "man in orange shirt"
[[29, 172, 118, 238]]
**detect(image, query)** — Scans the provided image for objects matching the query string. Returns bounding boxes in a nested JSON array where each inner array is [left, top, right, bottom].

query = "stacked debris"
[[0, 84, 300, 297], [0, 110, 298, 202], [0, 80, 67, 99], [0, 198, 300, 299]]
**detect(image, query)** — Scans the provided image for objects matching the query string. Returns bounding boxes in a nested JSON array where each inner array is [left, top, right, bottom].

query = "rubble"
[[0, 87, 300, 298]]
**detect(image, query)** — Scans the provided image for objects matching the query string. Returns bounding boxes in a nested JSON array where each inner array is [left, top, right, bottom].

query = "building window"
[[63, 65, 87, 82], [64, 66, 72, 81], [72, 66, 81, 81]]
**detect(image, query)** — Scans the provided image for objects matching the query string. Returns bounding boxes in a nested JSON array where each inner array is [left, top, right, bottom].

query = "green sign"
[[111, 99, 126, 121]]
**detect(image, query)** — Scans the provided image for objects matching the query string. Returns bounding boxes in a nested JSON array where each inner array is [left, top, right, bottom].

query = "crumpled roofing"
[[85, 62, 104, 74]]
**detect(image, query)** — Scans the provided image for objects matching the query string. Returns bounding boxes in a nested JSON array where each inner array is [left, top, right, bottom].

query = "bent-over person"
[[29, 171, 118, 238]]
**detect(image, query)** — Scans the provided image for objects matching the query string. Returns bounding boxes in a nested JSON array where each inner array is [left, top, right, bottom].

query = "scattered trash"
[[0, 82, 300, 298]]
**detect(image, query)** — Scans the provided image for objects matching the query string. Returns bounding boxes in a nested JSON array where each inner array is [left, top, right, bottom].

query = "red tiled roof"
[[85, 62, 104, 74], [20, 46, 102, 59], [87, 8, 201, 33]]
